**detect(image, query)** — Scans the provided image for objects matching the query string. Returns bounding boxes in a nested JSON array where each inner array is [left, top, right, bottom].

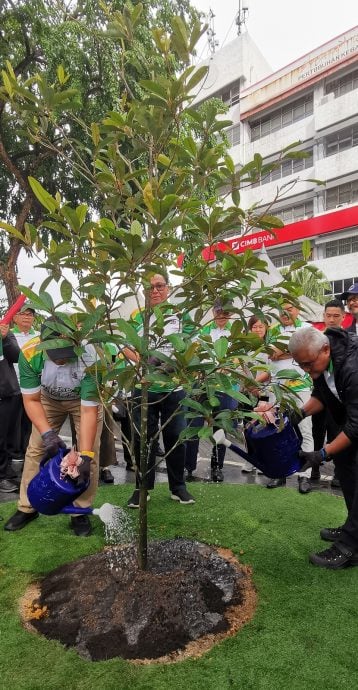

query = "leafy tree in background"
[[2, 4, 308, 569], [281, 266, 331, 305], [0, 0, 201, 302]]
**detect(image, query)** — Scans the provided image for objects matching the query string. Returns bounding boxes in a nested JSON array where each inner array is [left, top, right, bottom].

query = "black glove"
[[41, 429, 66, 459], [287, 408, 305, 428], [77, 454, 91, 484], [299, 448, 327, 472]]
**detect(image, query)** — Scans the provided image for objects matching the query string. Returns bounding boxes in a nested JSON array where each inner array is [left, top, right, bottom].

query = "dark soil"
[[25, 539, 255, 663]]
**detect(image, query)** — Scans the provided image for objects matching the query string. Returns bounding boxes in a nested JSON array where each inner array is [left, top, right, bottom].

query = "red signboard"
[[178, 205, 358, 266]]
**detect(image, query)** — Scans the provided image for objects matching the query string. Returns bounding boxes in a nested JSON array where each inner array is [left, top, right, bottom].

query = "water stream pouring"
[[213, 416, 302, 478], [27, 448, 117, 522]]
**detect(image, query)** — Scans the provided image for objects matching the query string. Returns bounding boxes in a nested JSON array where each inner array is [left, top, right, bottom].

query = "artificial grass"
[[0, 482, 357, 690]]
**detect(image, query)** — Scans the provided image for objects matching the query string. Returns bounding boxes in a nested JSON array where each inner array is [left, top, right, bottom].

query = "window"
[[226, 124, 240, 147], [326, 69, 358, 98], [220, 79, 241, 106], [324, 124, 358, 157], [255, 149, 313, 186], [272, 200, 314, 224], [326, 181, 358, 210], [332, 277, 358, 298], [250, 94, 313, 141], [270, 250, 303, 268], [325, 235, 358, 258]]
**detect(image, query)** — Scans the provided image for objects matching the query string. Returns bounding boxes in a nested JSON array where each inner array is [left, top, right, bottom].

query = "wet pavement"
[[0, 419, 343, 507]]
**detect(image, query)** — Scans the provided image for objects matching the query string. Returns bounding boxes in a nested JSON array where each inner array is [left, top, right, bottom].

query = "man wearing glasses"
[[125, 271, 195, 509], [288, 326, 358, 569], [341, 283, 358, 335]]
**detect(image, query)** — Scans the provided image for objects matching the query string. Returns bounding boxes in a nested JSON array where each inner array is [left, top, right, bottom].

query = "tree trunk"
[[0, 192, 34, 304], [138, 290, 151, 571]]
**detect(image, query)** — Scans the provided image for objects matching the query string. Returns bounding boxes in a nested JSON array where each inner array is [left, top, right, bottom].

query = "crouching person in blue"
[[4, 316, 103, 537], [288, 326, 358, 569]]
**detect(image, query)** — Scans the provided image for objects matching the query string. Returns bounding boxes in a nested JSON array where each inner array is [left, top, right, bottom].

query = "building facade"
[[195, 26, 358, 296]]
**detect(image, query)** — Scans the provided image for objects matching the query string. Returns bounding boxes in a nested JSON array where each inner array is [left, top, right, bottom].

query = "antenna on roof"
[[236, 0, 249, 35], [207, 9, 219, 54]]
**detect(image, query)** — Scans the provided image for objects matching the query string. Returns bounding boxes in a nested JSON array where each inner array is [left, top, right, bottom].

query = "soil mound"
[[22, 538, 256, 663]]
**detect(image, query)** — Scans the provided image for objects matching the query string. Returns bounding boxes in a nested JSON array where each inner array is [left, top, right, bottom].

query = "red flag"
[[0, 293, 28, 325]]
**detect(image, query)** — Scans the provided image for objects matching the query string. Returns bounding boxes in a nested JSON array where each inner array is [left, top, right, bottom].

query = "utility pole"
[[207, 9, 219, 55], [236, 0, 249, 35]]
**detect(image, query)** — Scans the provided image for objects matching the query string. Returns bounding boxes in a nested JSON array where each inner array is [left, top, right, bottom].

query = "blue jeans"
[[185, 392, 238, 472], [133, 389, 187, 491]]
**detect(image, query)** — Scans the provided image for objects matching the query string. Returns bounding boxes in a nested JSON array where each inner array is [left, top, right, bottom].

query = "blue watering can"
[[27, 447, 115, 522], [213, 417, 302, 478]]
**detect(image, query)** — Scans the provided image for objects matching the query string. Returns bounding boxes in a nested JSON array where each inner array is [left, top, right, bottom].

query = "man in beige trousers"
[[4, 315, 103, 537]]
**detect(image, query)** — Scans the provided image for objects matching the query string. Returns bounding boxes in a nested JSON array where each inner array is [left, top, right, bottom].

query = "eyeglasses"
[[150, 283, 167, 292], [347, 295, 358, 304], [294, 348, 323, 371]]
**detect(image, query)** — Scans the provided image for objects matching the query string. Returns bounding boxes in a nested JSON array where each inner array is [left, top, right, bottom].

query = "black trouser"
[[132, 389, 186, 491], [0, 396, 15, 479], [6, 394, 32, 459], [333, 444, 358, 551]]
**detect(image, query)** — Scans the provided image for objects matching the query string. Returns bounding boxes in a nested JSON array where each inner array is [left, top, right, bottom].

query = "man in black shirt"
[[288, 326, 358, 569]]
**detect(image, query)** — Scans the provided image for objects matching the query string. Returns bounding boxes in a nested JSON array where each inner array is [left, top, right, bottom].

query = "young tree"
[[1, 4, 306, 568]]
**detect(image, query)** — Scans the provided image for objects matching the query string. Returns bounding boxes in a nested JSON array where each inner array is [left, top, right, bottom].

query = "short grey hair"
[[288, 327, 329, 355]]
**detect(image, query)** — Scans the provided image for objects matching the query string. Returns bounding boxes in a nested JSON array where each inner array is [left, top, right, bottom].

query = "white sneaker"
[[241, 462, 255, 473]]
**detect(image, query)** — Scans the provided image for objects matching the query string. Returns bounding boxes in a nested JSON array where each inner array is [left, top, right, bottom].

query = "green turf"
[[0, 482, 357, 690]]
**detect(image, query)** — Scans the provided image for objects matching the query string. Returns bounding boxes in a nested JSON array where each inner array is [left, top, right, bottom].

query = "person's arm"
[[1, 327, 20, 363], [22, 391, 52, 434], [79, 404, 99, 452], [325, 431, 351, 456], [301, 396, 324, 417]]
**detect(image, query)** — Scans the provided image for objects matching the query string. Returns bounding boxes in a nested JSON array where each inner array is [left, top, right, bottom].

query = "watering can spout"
[[213, 429, 231, 448], [92, 503, 118, 524]]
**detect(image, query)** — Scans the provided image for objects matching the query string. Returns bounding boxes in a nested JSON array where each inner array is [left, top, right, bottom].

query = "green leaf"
[[166, 334, 186, 352], [28, 177, 58, 213], [130, 220, 142, 237], [116, 318, 143, 353], [57, 65, 66, 85], [186, 65, 208, 92], [171, 16, 189, 62], [91, 122, 100, 147], [0, 221, 26, 242], [60, 280, 73, 303], [213, 337, 228, 360]]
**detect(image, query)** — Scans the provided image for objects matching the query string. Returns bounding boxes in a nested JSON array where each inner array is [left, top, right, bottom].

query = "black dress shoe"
[[298, 476, 312, 494], [70, 515, 92, 537], [4, 510, 39, 531], [331, 476, 341, 488], [100, 468, 114, 483], [309, 543, 358, 569], [266, 477, 286, 489], [125, 463, 135, 472], [320, 526, 343, 542]]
